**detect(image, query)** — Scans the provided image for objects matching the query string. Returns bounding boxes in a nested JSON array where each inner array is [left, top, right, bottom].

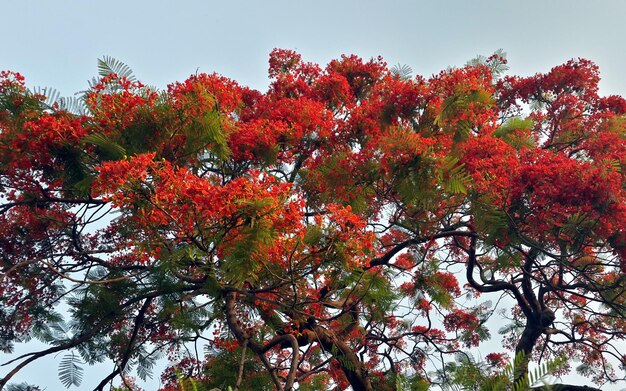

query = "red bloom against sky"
[[1, 50, 626, 390]]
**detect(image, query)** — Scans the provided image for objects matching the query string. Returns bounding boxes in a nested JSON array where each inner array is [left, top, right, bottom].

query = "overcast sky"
[[2, 1, 626, 96], [2, 1, 626, 390]]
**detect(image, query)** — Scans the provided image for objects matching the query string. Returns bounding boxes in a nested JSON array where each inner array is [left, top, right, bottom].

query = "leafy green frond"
[[434, 95, 462, 128], [438, 350, 567, 391], [494, 117, 535, 149], [51, 143, 93, 194], [472, 198, 510, 243], [6, 383, 43, 391], [58, 352, 84, 388], [437, 156, 471, 195], [223, 219, 277, 285], [435, 88, 493, 116], [98, 56, 136, 81], [601, 157, 622, 173], [135, 347, 155, 381], [83, 133, 127, 160], [344, 269, 396, 321], [202, 347, 274, 390], [434, 87, 494, 141], [467, 49, 509, 79], [466, 55, 488, 68], [32, 315, 69, 344], [31, 86, 61, 108], [86, 76, 101, 90], [188, 109, 231, 161], [560, 212, 596, 250], [58, 95, 88, 115], [489, 49, 509, 76], [24, 85, 87, 115], [498, 321, 524, 336], [393, 156, 440, 209], [494, 117, 533, 138], [513, 351, 566, 391], [335, 354, 356, 372], [391, 63, 413, 81]]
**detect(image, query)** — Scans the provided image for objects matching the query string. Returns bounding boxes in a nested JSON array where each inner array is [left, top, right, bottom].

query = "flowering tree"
[[1, 50, 625, 391]]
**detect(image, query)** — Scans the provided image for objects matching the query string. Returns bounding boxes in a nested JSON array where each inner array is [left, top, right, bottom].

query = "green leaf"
[[6, 383, 43, 391], [493, 117, 533, 138], [58, 95, 88, 115], [31, 86, 61, 108], [434, 87, 493, 142], [391, 63, 413, 81], [601, 157, 622, 174], [438, 156, 471, 195], [136, 348, 155, 381], [58, 352, 84, 388], [493, 117, 535, 149], [203, 273, 222, 297], [202, 347, 274, 390], [303, 225, 324, 246], [83, 133, 127, 160], [98, 56, 136, 81], [466, 49, 510, 79], [189, 110, 231, 161], [52, 144, 92, 193], [471, 198, 510, 243]]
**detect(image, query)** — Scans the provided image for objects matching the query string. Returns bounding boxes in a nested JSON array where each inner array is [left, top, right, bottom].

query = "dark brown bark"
[[311, 324, 373, 391], [224, 292, 285, 390], [514, 305, 557, 385], [513, 319, 543, 386]]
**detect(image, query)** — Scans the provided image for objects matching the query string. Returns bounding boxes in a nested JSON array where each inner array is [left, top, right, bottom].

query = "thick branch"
[[367, 230, 475, 269], [310, 324, 373, 391], [465, 235, 532, 317], [94, 297, 154, 391], [520, 250, 541, 313], [0, 287, 192, 388], [225, 292, 284, 391]]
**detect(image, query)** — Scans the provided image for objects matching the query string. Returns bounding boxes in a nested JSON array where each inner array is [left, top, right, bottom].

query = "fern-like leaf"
[[58, 95, 88, 115], [467, 49, 509, 79], [438, 156, 471, 195], [31, 86, 61, 108], [83, 133, 127, 160], [434, 88, 493, 141], [98, 56, 136, 81], [494, 117, 533, 138], [494, 117, 535, 149], [391, 63, 413, 81], [136, 348, 155, 381], [6, 383, 43, 391], [58, 352, 84, 388]]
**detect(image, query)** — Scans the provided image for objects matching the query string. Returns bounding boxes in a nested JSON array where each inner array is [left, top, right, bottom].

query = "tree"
[[0, 50, 625, 390]]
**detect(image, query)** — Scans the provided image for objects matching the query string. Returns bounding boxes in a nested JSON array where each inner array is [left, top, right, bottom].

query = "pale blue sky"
[[2, 1, 626, 389], [2, 1, 626, 96]]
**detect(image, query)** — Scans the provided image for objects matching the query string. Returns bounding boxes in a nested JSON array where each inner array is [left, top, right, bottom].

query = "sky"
[[2, 0, 626, 389], [2, 1, 626, 96]]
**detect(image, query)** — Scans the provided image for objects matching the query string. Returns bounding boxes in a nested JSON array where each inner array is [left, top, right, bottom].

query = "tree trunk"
[[514, 320, 543, 386], [311, 324, 373, 391]]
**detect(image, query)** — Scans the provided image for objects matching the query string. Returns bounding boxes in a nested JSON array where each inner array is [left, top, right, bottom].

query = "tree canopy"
[[1, 50, 626, 391]]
